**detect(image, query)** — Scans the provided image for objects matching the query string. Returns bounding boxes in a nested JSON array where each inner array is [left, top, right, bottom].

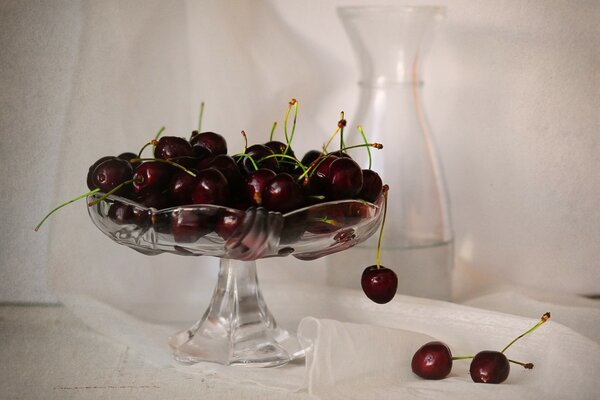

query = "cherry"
[[190, 131, 228, 156], [265, 140, 297, 173], [265, 140, 296, 158], [216, 209, 244, 240], [327, 157, 363, 200], [360, 265, 398, 304], [238, 144, 279, 174], [167, 169, 199, 205], [300, 150, 321, 167], [91, 158, 133, 193], [108, 202, 149, 226], [311, 154, 339, 191], [191, 169, 229, 206], [87, 156, 114, 190], [198, 154, 242, 188], [136, 190, 170, 209], [262, 173, 303, 213], [171, 208, 213, 243], [469, 351, 510, 384], [360, 185, 396, 303], [132, 161, 174, 194], [154, 136, 193, 161], [358, 169, 383, 203], [117, 152, 138, 162], [411, 341, 453, 380], [246, 169, 276, 206]]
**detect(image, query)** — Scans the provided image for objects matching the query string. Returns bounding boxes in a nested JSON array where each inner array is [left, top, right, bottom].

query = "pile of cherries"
[[84, 129, 384, 216], [411, 312, 550, 384], [36, 100, 400, 304]]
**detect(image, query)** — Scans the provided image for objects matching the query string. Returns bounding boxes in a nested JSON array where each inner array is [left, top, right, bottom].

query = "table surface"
[[0, 304, 309, 400]]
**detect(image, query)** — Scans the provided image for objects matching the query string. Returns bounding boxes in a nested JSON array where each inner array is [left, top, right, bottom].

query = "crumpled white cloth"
[[58, 284, 600, 399]]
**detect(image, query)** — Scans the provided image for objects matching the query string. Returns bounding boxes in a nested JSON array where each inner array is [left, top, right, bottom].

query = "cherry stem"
[[198, 102, 205, 132], [137, 139, 159, 158], [297, 142, 382, 181], [357, 125, 373, 170], [154, 126, 166, 141], [269, 121, 277, 141], [501, 312, 551, 354], [87, 179, 134, 207], [258, 154, 307, 172], [452, 356, 474, 361], [241, 130, 248, 153], [375, 185, 389, 269], [509, 359, 534, 369], [34, 188, 101, 231], [452, 355, 533, 369], [130, 158, 196, 177], [234, 153, 259, 171], [339, 111, 346, 151], [283, 99, 298, 156]]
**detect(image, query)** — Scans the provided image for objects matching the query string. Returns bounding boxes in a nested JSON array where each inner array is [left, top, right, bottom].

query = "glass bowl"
[[88, 193, 384, 367]]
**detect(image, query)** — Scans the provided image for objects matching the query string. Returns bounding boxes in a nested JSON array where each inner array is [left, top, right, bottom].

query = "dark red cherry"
[[361, 265, 398, 304], [311, 154, 339, 190], [191, 169, 229, 206], [301, 150, 322, 167], [92, 158, 133, 193], [327, 157, 363, 199], [117, 152, 138, 162], [87, 156, 115, 190], [215, 210, 244, 240], [135, 190, 169, 209], [167, 169, 199, 205], [469, 351, 510, 384], [262, 173, 303, 213], [154, 136, 193, 161], [108, 202, 149, 226], [132, 162, 174, 194], [190, 131, 228, 156], [358, 169, 383, 202], [411, 341, 453, 380], [265, 140, 295, 157], [246, 169, 277, 206], [171, 208, 213, 243], [265, 140, 297, 172], [238, 144, 279, 174], [328, 150, 351, 158], [198, 155, 243, 188]]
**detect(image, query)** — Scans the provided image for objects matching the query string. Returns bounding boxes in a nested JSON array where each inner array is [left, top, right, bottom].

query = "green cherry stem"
[[87, 179, 135, 207], [154, 126, 166, 141], [501, 312, 551, 354], [451, 355, 533, 369], [129, 158, 196, 177], [283, 99, 298, 156], [339, 112, 346, 151], [34, 188, 101, 231], [258, 154, 307, 172], [137, 139, 159, 158], [234, 153, 259, 171], [241, 130, 248, 153], [375, 185, 389, 269], [269, 121, 277, 141], [357, 125, 373, 170], [198, 102, 205, 132]]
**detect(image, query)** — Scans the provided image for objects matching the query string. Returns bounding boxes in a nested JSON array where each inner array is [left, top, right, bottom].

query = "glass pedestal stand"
[[168, 258, 303, 367]]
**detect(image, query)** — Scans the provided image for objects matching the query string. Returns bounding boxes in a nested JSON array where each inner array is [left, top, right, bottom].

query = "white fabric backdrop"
[[1, 0, 598, 300]]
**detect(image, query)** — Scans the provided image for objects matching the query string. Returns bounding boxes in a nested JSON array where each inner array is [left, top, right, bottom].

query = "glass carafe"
[[327, 6, 453, 300]]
